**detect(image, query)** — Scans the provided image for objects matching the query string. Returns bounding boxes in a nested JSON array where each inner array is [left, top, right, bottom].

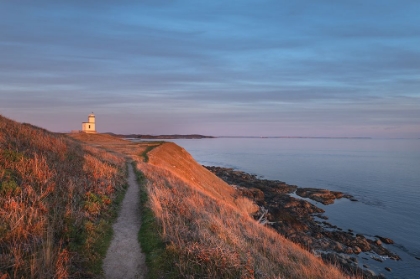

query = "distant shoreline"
[[106, 133, 373, 140], [105, 134, 420, 140], [217, 136, 372, 139], [108, 133, 215, 139]]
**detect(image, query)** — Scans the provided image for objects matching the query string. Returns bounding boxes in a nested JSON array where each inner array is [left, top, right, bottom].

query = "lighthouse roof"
[[88, 113, 95, 117]]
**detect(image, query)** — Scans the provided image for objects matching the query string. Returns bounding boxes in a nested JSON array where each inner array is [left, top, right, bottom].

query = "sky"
[[0, 1, 419, 138]]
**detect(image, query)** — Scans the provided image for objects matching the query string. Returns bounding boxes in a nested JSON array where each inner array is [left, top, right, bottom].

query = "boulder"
[[353, 246, 362, 254], [374, 235, 394, 244]]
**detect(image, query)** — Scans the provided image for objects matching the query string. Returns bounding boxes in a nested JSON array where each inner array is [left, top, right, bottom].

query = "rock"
[[333, 242, 345, 252], [372, 256, 383, 262], [315, 214, 328, 220], [354, 235, 371, 251], [322, 253, 378, 279], [206, 166, 401, 276], [385, 267, 392, 272], [345, 247, 353, 254], [374, 235, 394, 244], [365, 269, 376, 277], [353, 246, 362, 254], [312, 232, 323, 239], [415, 256, 420, 260], [325, 223, 334, 228], [236, 187, 265, 204], [296, 188, 343, 205]]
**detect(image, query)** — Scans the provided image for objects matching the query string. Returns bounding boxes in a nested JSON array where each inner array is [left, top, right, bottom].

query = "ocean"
[[165, 138, 420, 278]]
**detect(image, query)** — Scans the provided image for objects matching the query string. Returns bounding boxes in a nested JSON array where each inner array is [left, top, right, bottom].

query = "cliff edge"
[[136, 142, 350, 278]]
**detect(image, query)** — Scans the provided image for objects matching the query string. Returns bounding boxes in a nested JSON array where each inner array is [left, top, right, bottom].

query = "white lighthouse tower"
[[82, 113, 96, 133]]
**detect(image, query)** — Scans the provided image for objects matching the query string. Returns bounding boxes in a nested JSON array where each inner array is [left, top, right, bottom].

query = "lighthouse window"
[[89, 125, 91, 128]]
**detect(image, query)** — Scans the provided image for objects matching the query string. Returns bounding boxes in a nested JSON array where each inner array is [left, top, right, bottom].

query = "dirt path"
[[103, 163, 146, 279]]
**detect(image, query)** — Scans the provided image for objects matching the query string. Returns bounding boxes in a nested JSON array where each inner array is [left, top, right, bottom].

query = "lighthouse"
[[82, 113, 96, 133]]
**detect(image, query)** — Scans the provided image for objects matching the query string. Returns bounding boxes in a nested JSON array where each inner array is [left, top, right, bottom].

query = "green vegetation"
[[139, 141, 165, 162], [133, 162, 178, 279], [2, 150, 25, 162], [77, 178, 128, 275], [0, 179, 20, 196]]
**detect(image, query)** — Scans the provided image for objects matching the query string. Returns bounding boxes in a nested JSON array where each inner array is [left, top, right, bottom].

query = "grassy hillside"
[[0, 115, 355, 278], [0, 115, 126, 278], [137, 142, 351, 278]]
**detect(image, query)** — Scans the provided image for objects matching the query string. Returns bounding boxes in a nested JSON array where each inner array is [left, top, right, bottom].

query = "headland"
[[0, 115, 395, 278]]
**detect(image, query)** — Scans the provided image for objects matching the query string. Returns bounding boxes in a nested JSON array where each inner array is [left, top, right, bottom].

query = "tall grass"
[[136, 143, 351, 279], [133, 162, 178, 279], [0, 115, 126, 278]]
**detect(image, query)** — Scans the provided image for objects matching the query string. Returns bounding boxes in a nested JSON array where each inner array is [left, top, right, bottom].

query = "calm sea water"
[[165, 138, 420, 278]]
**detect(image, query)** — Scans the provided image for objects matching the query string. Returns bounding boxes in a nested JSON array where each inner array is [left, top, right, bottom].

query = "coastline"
[[130, 137, 420, 278], [206, 166, 400, 278], [137, 141, 349, 278]]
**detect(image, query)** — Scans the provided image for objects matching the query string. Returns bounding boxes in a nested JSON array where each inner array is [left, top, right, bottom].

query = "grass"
[[0, 115, 127, 278], [1, 115, 354, 278], [80, 175, 129, 275], [133, 161, 179, 279], [139, 141, 165, 162], [135, 142, 353, 279]]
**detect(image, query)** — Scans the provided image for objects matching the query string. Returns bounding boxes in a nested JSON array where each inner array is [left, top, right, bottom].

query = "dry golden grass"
[[67, 132, 160, 163], [137, 143, 351, 278], [147, 142, 257, 213], [0, 114, 356, 279], [67, 132, 128, 144], [0, 115, 126, 278]]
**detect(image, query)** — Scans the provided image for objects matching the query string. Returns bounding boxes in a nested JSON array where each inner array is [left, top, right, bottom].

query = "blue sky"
[[1, 1, 419, 137]]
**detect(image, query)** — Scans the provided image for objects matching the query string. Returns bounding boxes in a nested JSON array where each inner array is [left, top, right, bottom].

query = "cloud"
[[0, 0, 419, 137]]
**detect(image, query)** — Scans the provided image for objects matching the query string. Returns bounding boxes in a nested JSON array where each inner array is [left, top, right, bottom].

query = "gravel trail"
[[103, 164, 146, 279]]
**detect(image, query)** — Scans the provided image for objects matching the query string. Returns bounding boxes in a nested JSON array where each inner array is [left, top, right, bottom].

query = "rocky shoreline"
[[205, 166, 400, 279]]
